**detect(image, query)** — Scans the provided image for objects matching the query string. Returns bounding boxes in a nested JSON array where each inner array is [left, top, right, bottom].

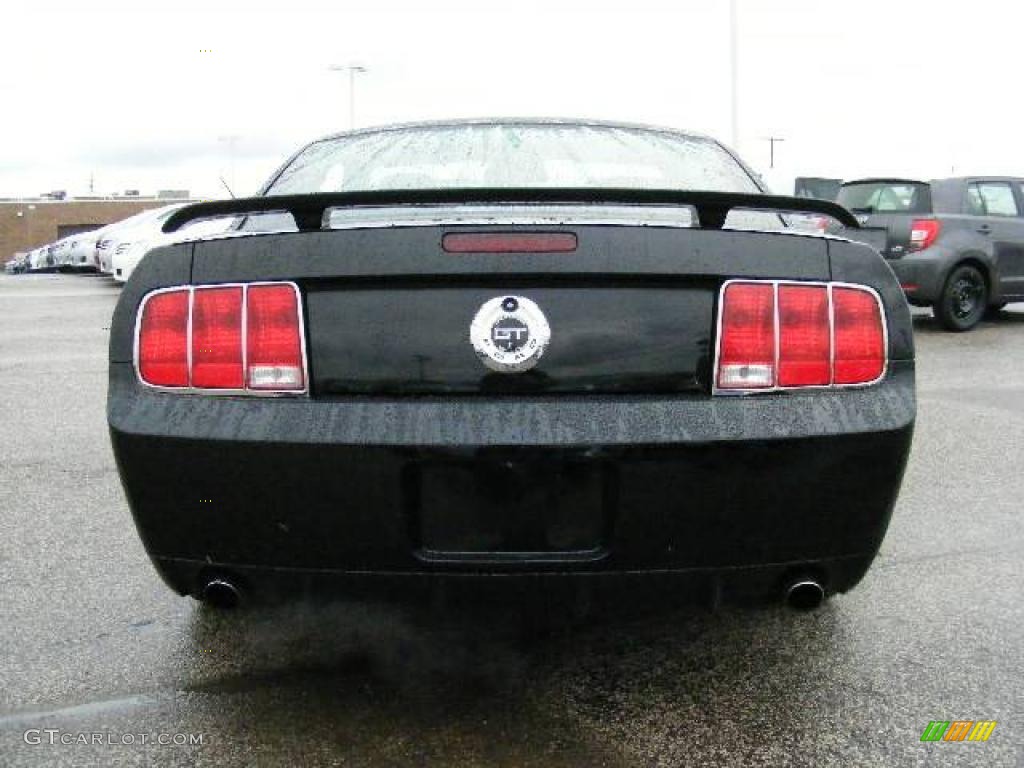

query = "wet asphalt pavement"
[[0, 273, 1021, 767]]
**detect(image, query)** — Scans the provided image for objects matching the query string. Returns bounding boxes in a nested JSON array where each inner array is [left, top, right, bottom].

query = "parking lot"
[[0, 272, 1021, 767]]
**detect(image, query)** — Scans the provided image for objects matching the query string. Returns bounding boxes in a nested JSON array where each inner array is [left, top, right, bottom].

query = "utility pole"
[[761, 136, 785, 169], [328, 64, 367, 129], [217, 135, 240, 193], [729, 0, 739, 149]]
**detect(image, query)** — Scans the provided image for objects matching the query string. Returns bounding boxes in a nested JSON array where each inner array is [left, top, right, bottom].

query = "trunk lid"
[[856, 212, 919, 258]]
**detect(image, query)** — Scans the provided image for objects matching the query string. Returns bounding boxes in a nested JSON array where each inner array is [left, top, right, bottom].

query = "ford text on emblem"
[[470, 295, 551, 373]]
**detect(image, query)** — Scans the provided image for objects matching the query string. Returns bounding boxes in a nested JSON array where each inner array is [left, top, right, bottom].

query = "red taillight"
[[717, 283, 775, 389], [191, 287, 243, 389], [715, 281, 885, 392], [136, 282, 305, 394], [778, 284, 830, 387], [909, 219, 941, 251], [810, 216, 831, 233], [246, 284, 304, 391], [138, 290, 189, 387], [832, 287, 885, 385], [442, 232, 578, 253]]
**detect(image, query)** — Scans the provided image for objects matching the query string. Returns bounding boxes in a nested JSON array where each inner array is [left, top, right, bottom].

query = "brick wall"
[[0, 200, 176, 260]]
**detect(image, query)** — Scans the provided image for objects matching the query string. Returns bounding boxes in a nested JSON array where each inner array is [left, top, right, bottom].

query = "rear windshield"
[[264, 123, 762, 195], [837, 182, 932, 214]]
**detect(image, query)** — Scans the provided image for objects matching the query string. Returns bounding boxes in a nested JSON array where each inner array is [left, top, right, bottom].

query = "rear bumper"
[[886, 250, 946, 303], [151, 555, 880, 609], [109, 362, 915, 598]]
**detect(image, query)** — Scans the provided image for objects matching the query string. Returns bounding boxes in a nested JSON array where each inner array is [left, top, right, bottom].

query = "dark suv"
[[837, 177, 1024, 330]]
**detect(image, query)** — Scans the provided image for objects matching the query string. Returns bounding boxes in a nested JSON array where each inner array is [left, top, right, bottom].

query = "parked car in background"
[[96, 205, 190, 275], [4, 253, 29, 274], [48, 239, 71, 270], [109, 119, 914, 612], [85, 220, 132, 269], [52, 237, 77, 270], [95, 237, 113, 272], [27, 248, 46, 271], [837, 177, 1024, 330], [24, 247, 46, 272], [110, 208, 228, 284], [66, 230, 106, 270]]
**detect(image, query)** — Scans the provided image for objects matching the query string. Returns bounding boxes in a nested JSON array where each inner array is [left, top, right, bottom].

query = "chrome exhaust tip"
[[784, 578, 825, 612], [201, 578, 242, 609]]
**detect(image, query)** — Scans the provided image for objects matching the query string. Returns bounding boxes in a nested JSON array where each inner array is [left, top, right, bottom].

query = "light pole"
[[761, 136, 785, 169], [328, 64, 367, 129], [729, 0, 739, 149]]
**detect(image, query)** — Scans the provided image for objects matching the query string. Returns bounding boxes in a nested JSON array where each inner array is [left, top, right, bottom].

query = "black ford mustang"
[[108, 119, 915, 611]]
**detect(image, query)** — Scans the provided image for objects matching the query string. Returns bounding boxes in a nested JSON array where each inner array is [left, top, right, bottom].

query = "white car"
[[66, 229, 109, 270], [110, 214, 231, 283], [30, 244, 58, 271], [4, 252, 28, 274], [51, 237, 75, 269], [27, 248, 46, 271], [96, 204, 192, 274]]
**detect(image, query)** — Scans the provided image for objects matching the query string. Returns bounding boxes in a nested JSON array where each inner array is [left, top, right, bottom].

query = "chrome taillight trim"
[[712, 278, 888, 396], [133, 281, 309, 397]]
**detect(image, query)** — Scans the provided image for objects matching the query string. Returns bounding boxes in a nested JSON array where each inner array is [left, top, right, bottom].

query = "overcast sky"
[[2, 0, 1020, 198]]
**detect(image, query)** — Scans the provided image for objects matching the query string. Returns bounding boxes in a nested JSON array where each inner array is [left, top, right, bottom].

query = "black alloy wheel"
[[935, 264, 987, 331]]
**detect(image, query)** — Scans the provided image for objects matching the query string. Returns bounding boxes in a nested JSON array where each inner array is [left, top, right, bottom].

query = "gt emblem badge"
[[470, 295, 551, 372]]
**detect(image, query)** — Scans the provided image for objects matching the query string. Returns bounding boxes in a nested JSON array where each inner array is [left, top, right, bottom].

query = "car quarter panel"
[[885, 225, 996, 304], [827, 238, 914, 359]]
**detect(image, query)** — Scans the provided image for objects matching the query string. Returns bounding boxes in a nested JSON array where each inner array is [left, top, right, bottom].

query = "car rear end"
[[836, 179, 944, 303], [109, 215, 914, 609], [108, 121, 915, 609]]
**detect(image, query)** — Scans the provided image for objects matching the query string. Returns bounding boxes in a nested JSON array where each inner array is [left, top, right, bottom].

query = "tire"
[[934, 264, 988, 331]]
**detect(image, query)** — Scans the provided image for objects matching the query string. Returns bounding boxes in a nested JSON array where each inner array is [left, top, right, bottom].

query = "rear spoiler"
[[162, 188, 860, 234]]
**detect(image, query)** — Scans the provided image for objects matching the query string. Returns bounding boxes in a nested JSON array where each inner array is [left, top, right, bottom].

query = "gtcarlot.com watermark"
[[23, 729, 206, 746]]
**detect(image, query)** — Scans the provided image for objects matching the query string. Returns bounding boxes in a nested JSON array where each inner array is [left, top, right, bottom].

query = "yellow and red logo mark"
[[920, 721, 997, 742]]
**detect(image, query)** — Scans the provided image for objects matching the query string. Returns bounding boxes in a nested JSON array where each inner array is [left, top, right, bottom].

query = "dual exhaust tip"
[[200, 575, 826, 612]]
